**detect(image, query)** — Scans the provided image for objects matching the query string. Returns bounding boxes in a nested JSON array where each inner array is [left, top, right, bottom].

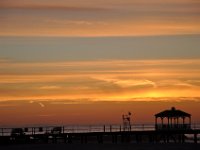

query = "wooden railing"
[[155, 124, 192, 130], [0, 124, 200, 136]]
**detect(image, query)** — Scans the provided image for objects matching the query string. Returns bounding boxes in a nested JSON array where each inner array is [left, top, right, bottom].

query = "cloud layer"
[[0, 0, 199, 36], [0, 59, 200, 101]]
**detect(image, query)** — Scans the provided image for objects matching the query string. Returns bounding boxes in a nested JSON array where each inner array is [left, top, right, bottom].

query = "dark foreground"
[[0, 143, 200, 150]]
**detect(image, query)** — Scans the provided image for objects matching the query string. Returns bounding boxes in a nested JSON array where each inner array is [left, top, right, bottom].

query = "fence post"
[[110, 125, 112, 132], [89, 125, 91, 132], [194, 133, 197, 144], [32, 127, 33, 135], [62, 126, 64, 134], [1, 128, 3, 136], [34, 127, 35, 135], [103, 125, 105, 132], [46, 127, 48, 134]]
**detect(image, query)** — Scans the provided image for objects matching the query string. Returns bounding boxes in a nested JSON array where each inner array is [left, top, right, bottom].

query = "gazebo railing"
[[155, 124, 191, 130]]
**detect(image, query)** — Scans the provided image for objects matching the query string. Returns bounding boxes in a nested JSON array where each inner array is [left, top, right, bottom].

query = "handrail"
[[0, 124, 200, 136]]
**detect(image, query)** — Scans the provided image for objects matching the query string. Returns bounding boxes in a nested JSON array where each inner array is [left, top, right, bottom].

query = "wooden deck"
[[0, 125, 200, 145]]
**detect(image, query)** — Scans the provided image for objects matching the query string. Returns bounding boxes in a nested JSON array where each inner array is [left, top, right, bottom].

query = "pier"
[[0, 107, 199, 145], [0, 124, 200, 145]]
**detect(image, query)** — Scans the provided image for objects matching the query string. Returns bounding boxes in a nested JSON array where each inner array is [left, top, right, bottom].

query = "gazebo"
[[155, 107, 191, 130]]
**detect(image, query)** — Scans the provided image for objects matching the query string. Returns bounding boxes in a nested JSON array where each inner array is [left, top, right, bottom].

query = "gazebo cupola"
[[155, 107, 191, 130]]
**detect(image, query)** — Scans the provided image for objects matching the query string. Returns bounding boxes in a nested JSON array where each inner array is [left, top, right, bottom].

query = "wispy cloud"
[[38, 102, 45, 108], [0, 2, 108, 12], [38, 114, 55, 117], [45, 19, 108, 26], [39, 86, 61, 90], [0, 0, 199, 36], [0, 58, 11, 63], [0, 104, 19, 107], [0, 59, 200, 101]]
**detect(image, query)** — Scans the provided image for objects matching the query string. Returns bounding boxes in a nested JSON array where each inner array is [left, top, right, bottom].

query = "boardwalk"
[[0, 124, 200, 145]]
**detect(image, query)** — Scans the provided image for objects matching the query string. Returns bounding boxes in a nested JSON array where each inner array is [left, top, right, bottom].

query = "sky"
[[0, 0, 200, 36], [0, 0, 200, 126]]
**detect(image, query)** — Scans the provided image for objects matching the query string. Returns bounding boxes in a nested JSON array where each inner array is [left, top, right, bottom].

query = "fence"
[[0, 124, 200, 136]]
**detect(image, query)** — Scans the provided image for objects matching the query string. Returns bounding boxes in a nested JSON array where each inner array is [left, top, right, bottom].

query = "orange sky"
[[0, 59, 200, 125], [0, 100, 200, 126], [0, 0, 200, 126], [0, 0, 200, 36], [0, 59, 200, 101]]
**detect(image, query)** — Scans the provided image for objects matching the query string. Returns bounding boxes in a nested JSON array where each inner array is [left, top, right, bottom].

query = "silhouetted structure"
[[122, 112, 131, 131], [51, 126, 62, 134], [155, 107, 191, 130]]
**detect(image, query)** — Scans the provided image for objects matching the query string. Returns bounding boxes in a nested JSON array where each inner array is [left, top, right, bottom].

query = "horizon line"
[[1, 33, 200, 38]]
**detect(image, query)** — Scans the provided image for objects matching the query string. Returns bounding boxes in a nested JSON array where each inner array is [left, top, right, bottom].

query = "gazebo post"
[[183, 117, 185, 129], [155, 117, 157, 125], [177, 117, 179, 128], [170, 117, 173, 128], [155, 117, 157, 129], [173, 118, 176, 127], [189, 117, 191, 128], [167, 117, 169, 128]]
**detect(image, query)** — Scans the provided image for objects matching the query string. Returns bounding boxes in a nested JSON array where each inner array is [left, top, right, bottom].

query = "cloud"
[[0, 59, 200, 100], [0, 0, 199, 36], [38, 114, 55, 117], [0, 104, 18, 107], [39, 102, 45, 107], [39, 86, 61, 90], [0, 58, 11, 63], [45, 19, 108, 26], [0, 2, 108, 12], [186, 80, 200, 87], [98, 78, 157, 88], [29, 100, 34, 104]]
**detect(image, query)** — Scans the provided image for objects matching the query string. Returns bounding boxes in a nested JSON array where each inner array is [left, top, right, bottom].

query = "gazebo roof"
[[155, 107, 191, 118]]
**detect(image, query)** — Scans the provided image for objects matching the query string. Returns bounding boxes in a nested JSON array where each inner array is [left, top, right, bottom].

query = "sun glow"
[[0, 59, 200, 101]]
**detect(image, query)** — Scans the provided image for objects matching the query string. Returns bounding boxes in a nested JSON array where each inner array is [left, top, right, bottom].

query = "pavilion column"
[[177, 117, 179, 128], [161, 118, 164, 129], [183, 117, 185, 125], [189, 117, 191, 129], [155, 117, 158, 129], [167, 117, 169, 128], [170, 118, 172, 128], [155, 117, 157, 125], [182, 117, 185, 129]]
